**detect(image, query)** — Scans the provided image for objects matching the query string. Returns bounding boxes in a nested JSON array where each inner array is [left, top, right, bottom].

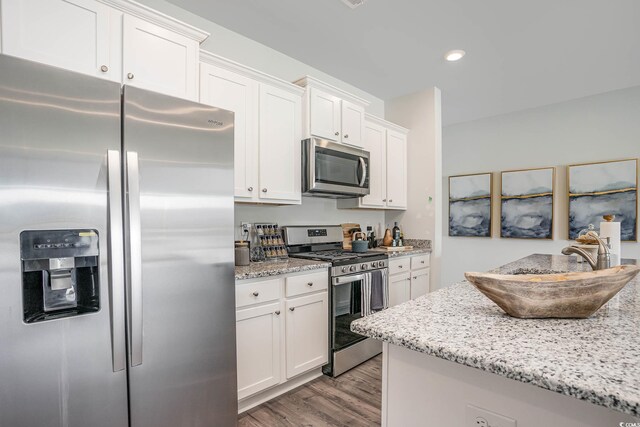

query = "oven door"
[[331, 273, 369, 351], [303, 138, 370, 197]]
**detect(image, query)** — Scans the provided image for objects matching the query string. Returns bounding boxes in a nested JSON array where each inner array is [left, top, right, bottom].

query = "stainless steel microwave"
[[302, 138, 370, 198]]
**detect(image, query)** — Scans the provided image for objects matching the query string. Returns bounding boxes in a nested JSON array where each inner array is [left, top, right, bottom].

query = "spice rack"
[[251, 223, 288, 261]]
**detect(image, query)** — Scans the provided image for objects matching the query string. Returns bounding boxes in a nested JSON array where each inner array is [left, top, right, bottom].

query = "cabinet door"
[[360, 120, 387, 207], [309, 88, 340, 141], [389, 273, 411, 307], [236, 302, 282, 400], [386, 130, 408, 209], [1, 0, 118, 81], [340, 100, 365, 148], [410, 268, 430, 299], [200, 64, 258, 201], [123, 15, 198, 100], [285, 292, 328, 378], [258, 84, 302, 204]]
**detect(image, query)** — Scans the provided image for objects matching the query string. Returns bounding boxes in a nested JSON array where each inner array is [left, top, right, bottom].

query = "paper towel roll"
[[600, 220, 621, 266]]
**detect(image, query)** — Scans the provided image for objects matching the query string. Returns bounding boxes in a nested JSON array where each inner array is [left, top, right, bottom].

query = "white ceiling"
[[167, 0, 640, 125]]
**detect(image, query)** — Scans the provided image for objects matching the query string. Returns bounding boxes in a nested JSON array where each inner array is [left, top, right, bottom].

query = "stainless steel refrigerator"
[[0, 55, 238, 427]]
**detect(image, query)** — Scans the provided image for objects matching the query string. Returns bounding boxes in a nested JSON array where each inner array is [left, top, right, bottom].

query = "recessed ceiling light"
[[340, 0, 368, 9], [445, 50, 466, 62]]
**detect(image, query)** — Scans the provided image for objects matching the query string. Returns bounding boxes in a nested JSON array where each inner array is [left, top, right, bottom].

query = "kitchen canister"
[[235, 241, 250, 266], [600, 215, 621, 266]]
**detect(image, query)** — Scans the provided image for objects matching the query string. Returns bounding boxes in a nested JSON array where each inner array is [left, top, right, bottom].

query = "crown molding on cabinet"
[[364, 113, 409, 135], [200, 50, 304, 95], [294, 75, 370, 108], [97, 0, 209, 42]]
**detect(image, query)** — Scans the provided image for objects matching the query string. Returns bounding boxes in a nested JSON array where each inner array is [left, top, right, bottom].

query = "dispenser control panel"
[[20, 229, 100, 324]]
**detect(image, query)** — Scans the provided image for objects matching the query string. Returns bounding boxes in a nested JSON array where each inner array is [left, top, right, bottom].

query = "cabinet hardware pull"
[[382, 199, 386, 202], [127, 73, 134, 80], [307, 282, 313, 286], [421, 261, 425, 264], [389, 199, 393, 203], [344, 134, 349, 138], [399, 265, 403, 268], [100, 65, 109, 72], [335, 132, 339, 136], [413, 276, 417, 280], [275, 310, 280, 315], [252, 291, 259, 297], [289, 307, 295, 312], [262, 188, 267, 193], [248, 187, 253, 191]]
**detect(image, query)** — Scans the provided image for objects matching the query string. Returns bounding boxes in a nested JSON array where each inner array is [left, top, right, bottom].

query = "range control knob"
[[342, 266, 348, 273], [361, 263, 368, 270], [371, 261, 378, 268], [349, 265, 356, 272]]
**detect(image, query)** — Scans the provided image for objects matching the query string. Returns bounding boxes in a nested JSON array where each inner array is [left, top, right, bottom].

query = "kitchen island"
[[351, 254, 640, 426]]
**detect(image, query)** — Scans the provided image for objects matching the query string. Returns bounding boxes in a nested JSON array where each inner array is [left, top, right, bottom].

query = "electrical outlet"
[[466, 405, 516, 427], [241, 222, 251, 234]]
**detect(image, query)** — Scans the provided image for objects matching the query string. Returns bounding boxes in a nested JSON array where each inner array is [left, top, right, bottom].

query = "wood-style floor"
[[238, 355, 382, 427]]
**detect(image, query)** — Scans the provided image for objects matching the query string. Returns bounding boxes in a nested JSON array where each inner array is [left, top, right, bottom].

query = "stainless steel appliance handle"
[[126, 151, 143, 367], [107, 150, 126, 372], [358, 157, 367, 187], [333, 274, 367, 286]]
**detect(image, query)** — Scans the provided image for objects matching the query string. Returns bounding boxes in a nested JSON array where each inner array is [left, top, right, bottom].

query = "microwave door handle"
[[358, 157, 367, 187], [107, 150, 126, 372]]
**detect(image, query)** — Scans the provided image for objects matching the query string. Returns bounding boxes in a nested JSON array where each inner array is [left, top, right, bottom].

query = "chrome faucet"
[[562, 231, 611, 270]]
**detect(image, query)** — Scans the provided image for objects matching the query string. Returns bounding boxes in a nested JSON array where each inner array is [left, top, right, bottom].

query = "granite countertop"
[[371, 239, 432, 257], [235, 258, 331, 280], [351, 254, 640, 416]]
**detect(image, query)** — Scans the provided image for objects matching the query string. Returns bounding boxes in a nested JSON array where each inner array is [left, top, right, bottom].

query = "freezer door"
[[0, 56, 128, 426], [123, 86, 237, 427]]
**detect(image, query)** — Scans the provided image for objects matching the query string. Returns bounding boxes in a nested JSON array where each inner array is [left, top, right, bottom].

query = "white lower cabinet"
[[410, 269, 430, 300], [235, 270, 328, 402], [389, 272, 411, 307], [389, 253, 431, 307], [285, 292, 328, 378], [236, 301, 282, 400]]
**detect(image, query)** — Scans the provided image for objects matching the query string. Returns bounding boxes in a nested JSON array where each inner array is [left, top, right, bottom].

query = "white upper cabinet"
[[1, 0, 119, 81], [122, 15, 198, 100], [258, 84, 302, 203], [199, 62, 258, 201], [338, 114, 409, 210], [200, 52, 303, 205], [340, 100, 365, 147], [360, 120, 387, 208], [295, 76, 368, 148], [309, 88, 340, 140], [386, 129, 408, 209], [1, 0, 208, 100]]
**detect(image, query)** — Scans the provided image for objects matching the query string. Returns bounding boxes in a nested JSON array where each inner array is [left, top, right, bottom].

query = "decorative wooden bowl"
[[464, 265, 640, 319]]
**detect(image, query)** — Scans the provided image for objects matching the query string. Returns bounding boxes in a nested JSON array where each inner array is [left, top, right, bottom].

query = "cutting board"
[[341, 223, 361, 250], [375, 245, 414, 252]]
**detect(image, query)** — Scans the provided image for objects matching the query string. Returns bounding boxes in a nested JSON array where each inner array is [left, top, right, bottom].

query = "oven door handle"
[[333, 274, 367, 286], [358, 157, 367, 187]]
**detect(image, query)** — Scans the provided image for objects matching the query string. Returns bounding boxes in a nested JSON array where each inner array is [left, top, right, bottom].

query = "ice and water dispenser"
[[21, 230, 100, 323]]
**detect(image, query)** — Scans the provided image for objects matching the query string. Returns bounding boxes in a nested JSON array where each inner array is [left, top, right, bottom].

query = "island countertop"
[[351, 254, 640, 416]]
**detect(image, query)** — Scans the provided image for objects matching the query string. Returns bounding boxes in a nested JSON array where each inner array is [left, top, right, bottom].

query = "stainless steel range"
[[283, 225, 389, 377]]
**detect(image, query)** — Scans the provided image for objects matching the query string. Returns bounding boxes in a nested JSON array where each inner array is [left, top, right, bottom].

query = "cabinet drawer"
[[236, 278, 282, 308], [286, 270, 328, 298], [411, 254, 430, 270], [389, 257, 410, 275]]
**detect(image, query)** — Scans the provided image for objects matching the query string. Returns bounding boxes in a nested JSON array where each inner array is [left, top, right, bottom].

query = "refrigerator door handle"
[[107, 150, 126, 372], [126, 151, 143, 367]]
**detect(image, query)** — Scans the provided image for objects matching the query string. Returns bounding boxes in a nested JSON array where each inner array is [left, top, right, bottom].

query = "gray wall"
[[441, 86, 640, 288]]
